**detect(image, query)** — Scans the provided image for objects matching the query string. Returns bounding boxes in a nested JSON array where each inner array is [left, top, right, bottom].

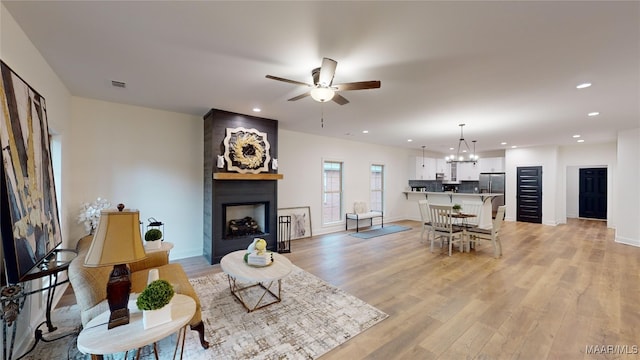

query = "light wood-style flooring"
[[61, 218, 639, 359]]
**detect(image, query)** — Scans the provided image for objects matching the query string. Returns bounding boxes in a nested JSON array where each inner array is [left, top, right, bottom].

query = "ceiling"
[[3, 1, 639, 155]]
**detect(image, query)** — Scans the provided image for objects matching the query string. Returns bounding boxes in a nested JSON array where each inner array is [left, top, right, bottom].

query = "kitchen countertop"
[[403, 191, 504, 200]]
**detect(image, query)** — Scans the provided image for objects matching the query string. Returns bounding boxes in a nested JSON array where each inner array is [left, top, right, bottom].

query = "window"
[[323, 161, 343, 223], [370, 164, 384, 212]]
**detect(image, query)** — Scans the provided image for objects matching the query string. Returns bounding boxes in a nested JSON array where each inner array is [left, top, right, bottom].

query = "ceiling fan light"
[[310, 87, 335, 102]]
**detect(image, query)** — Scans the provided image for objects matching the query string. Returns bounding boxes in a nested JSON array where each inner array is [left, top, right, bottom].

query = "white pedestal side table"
[[220, 250, 293, 312], [144, 241, 174, 261], [77, 293, 195, 360]]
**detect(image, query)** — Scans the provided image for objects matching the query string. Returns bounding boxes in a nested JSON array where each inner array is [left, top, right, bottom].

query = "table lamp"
[[84, 204, 147, 329]]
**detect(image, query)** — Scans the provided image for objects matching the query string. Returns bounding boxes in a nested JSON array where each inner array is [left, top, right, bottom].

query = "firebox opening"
[[223, 202, 268, 239]]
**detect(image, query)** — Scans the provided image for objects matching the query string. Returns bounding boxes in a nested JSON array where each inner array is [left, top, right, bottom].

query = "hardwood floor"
[[60, 219, 639, 359]]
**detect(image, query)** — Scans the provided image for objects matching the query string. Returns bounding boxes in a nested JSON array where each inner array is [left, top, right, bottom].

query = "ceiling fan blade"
[[288, 91, 311, 101], [318, 58, 337, 86], [266, 75, 312, 87], [332, 93, 350, 105], [333, 80, 381, 91]]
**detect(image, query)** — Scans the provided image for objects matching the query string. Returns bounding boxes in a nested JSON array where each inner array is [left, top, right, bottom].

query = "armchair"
[[68, 235, 209, 348]]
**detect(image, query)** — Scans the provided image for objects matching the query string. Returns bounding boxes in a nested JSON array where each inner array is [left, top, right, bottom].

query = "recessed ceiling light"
[[407, 139, 413, 142], [588, 112, 600, 117], [511, 145, 517, 149], [362, 130, 369, 134], [573, 134, 581, 138], [500, 142, 507, 145], [449, 147, 455, 151], [252, 108, 261, 112], [577, 139, 585, 143], [576, 83, 592, 89]]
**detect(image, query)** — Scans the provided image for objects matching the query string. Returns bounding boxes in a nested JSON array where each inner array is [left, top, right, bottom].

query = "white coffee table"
[[77, 294, 195, 360], [220, 250, 293, 312]]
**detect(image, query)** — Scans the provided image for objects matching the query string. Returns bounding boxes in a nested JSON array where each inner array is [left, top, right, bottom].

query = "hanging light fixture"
[[445, 124, 479, 164], [310, 87, 335, 102]]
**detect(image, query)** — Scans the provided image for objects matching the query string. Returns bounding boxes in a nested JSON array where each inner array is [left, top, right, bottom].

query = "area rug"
[[348, 225, 411, 239], [23, 265, 387, 359]]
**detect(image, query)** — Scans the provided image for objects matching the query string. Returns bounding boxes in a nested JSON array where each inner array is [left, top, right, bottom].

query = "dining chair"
[[466, 205, 506, 258], [428, 204, 464, 256], [417, 200, 433, 244], [461, 201, 482, 227]]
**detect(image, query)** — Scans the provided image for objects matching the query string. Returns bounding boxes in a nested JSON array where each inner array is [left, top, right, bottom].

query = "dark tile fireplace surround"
[[203, 109, 279, 264]]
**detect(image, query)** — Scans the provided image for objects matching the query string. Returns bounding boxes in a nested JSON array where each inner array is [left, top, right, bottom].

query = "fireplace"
[[224, 202, 268, 238], [203, 107, 281, 264], [206, 179, 277, 263]]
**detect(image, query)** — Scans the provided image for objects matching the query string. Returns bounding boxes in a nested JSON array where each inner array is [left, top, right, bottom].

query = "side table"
[[220, 250, 293, 312], [77, 293, 195, 360], [144, 241, 174, 261]]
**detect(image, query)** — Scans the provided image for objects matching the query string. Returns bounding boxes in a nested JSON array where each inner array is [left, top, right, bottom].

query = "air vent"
[[111, 80, 126, 88]]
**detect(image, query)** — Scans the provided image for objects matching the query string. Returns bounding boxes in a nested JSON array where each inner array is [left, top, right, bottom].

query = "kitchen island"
[[403, 191, 503, 228]]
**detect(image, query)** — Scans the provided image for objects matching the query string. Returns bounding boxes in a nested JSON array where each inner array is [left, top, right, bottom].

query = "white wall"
[[1, 3, 73, 247], [615, 128, 640, 246], [69, 97, 203, 259], [1, 4, 73, 357], [565, 167, 579, 218], [277, 129, 414, 236], [560, 142, 616, 226], [505, 143, 619, 228], [504, 146, 559, 225]]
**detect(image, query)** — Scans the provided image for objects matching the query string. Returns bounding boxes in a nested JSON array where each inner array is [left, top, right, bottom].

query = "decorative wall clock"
[[223, 127, 271, 174]]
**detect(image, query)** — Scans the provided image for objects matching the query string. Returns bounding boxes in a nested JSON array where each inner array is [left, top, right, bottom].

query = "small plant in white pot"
[[144, 228, 163, 250], [137, 279, 174, 329]]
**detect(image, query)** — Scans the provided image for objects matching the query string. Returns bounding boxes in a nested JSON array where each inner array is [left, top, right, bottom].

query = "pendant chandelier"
[[445, 124, 479, 164]]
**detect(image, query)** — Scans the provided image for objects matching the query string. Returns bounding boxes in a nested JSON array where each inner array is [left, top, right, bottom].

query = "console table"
[[1, 248, 78, 360]]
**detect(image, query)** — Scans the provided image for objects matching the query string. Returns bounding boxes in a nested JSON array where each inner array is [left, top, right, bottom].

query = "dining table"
[[448, 212, 478, 252]]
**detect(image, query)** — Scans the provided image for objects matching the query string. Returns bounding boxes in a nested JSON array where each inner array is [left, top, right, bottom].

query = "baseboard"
[[615, 235, 640, 247]]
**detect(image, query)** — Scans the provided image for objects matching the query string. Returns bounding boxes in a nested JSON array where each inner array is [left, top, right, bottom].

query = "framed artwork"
[[277, 206, 312, 240], [0, 60, 62, 284], [222, 127, 271, 174]]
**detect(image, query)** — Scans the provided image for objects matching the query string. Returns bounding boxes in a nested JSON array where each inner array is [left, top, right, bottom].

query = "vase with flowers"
[[77, 197, 111, 234]]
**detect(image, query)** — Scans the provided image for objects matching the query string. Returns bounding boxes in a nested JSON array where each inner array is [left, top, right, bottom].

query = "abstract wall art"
[[1, 60, 62, 284]]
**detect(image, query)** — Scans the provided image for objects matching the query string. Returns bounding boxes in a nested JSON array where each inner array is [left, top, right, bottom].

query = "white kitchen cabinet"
[[456, 161, 480, 180], [436, 159, 450, 179], [414, 157, 436, 179], [478, 157, 505, 173]]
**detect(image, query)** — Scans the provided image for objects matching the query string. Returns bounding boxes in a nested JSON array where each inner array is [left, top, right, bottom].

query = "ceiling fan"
[[266, 57, 381, 105]]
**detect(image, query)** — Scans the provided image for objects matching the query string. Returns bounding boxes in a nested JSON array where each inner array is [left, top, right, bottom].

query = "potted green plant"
[[144, 228, 163, 250], [137, 279, 174, 329], [452, 204, 462, 213]]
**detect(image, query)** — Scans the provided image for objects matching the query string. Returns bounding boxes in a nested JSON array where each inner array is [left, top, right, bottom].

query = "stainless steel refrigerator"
[[479, 172, 505, 215]]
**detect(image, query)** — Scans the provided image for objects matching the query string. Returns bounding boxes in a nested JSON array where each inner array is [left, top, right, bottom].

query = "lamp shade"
[[310, 87, 335, 102], [84, 209, 147, 267]]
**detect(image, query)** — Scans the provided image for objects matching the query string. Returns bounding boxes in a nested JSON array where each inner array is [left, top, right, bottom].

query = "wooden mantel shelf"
[[213, 173, 283, 180]]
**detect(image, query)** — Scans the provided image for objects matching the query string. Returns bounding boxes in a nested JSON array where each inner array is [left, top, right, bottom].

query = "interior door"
[[579, 168, 607, 219], [517, 166, 542, 223]]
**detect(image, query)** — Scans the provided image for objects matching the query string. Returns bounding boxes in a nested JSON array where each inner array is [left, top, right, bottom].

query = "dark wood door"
[[517, 166, 542, 223], [579, 168, 607, 219]]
